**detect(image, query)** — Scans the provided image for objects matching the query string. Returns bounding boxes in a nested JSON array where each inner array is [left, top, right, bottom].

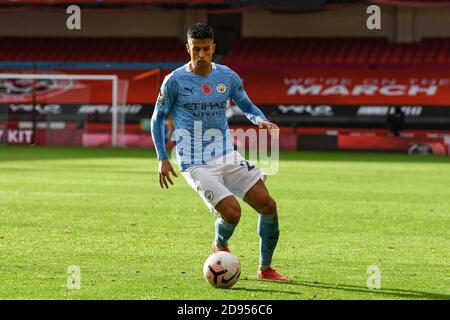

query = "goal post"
[[0, 73, 120, 147]]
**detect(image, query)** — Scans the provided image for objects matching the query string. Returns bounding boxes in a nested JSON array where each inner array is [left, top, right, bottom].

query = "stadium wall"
[[414, 8, 450, 39], [0, 10, 184, 37], [242, 5, 450, 40], [242, 6, 396, 39], [1, 6, 449, 40]]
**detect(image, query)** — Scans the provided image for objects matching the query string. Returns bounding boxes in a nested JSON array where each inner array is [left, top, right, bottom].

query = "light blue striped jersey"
[[150, 62, 267, 171]]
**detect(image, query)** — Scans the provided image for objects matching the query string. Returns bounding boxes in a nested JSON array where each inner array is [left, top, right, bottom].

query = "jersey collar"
[[184, 62, 217, 73]]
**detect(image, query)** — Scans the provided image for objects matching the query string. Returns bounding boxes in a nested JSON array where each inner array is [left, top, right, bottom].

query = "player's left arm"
[[230, 71, 279, 137]]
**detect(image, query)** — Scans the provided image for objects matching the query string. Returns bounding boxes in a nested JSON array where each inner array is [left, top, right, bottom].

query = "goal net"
[[0, 71, 130, 147]]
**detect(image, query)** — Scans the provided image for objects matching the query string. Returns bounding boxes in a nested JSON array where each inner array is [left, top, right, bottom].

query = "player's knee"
[[228, 208, 241, 225], [222, 203, 241, 224], [260, 196, 277, 215]]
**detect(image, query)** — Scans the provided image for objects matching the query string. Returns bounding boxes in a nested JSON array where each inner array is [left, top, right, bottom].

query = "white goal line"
[[0, 73, 120, 147]]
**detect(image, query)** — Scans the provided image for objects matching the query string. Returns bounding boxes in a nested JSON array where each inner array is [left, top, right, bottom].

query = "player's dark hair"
[[187, 23, 214, 41]]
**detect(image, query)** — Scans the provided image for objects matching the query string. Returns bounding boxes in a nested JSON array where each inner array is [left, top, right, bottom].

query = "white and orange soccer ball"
[[203, 252, 241, 289]]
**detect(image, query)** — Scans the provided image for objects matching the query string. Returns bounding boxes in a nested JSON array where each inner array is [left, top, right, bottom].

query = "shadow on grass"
[[239, 279, 450, 300], [1, 145, 450, 164], [230, 285, 303, 296]]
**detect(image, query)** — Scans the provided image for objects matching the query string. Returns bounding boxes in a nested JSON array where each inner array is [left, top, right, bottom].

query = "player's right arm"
[[150, 75, 178, 189]]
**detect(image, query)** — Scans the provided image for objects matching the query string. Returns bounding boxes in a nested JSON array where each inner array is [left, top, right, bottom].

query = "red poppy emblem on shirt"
[[202, 84, 212, 95]]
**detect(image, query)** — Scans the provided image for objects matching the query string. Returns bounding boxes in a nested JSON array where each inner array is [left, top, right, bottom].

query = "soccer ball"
[[203, 251, 241, 289]]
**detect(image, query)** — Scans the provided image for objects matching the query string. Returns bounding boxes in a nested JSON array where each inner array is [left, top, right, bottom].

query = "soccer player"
[[150, 23, 289, 282]]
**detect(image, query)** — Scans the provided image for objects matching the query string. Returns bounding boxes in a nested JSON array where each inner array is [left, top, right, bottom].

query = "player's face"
[[186, 38, 216, 73]]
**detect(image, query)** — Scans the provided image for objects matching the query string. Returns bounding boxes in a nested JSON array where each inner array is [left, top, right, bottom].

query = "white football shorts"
[[181, 151, 266, 216]]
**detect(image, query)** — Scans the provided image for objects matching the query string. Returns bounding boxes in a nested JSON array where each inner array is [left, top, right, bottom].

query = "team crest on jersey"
[[202, 84, 212, 95], [204, 190, 214, 202], [216, 83, 227, 94]]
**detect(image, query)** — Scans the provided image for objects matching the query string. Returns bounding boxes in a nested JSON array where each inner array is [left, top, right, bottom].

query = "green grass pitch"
[[0, 145, 449, 300]]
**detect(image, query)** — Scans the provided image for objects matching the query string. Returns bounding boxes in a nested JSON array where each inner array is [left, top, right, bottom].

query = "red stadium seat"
[[2, 36, 449, 67], [223, 37, 449, 67], [0, 37, 187, 62]]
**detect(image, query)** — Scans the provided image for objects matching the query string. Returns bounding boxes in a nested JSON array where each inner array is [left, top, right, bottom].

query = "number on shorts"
[[240, 160, 255, 171]]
